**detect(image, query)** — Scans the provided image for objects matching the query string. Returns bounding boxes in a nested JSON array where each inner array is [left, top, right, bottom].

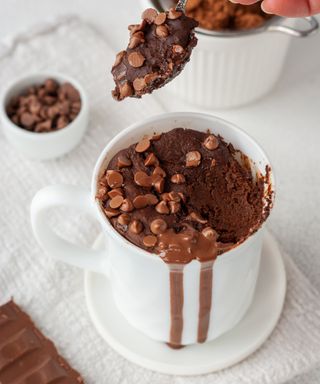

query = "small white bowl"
[[0, 73, 89, 160]]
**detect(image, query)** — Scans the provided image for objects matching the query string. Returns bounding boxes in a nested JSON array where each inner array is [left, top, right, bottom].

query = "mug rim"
[[91, 112, 275, 262]]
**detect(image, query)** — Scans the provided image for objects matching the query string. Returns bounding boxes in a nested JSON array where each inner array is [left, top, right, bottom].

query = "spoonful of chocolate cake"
[[111, 5, 198, 101]]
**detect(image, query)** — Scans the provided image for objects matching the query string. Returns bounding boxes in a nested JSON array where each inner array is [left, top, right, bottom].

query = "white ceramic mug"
[[31, 112, 274, 346]]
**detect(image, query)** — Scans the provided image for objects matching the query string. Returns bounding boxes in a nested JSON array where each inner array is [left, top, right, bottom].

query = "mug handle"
[[30, 185, 109, 276], [267, 16, 319, 37]]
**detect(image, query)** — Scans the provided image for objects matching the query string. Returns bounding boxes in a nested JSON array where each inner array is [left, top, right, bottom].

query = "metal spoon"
[[175, 0, 187, 12]]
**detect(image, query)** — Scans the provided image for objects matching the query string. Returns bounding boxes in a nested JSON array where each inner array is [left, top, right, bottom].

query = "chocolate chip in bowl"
[[111, 8, 198, 101], [1, 73, 89, 160]]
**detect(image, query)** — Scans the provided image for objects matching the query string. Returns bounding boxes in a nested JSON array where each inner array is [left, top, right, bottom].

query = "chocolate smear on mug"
[[97, 128, 273, 348]]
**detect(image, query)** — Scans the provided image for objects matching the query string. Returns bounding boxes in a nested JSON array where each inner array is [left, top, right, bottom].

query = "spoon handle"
[[176, 0, 187, 12]]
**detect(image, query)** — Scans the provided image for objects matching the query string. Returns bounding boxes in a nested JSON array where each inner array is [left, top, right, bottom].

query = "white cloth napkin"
[[0, 16, 319, 384]]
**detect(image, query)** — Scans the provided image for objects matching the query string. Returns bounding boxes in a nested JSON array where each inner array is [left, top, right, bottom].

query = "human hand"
[[231, 0, 320, 17]]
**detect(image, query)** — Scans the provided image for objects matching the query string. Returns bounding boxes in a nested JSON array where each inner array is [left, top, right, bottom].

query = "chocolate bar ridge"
[[0, 300, 84, 384]]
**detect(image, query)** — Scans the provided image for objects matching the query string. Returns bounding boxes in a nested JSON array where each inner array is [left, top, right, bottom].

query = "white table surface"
[[0, 1, 319, 383]]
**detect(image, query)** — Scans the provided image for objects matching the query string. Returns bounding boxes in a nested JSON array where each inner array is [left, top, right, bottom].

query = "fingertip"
[[261, 0, 273, 14]]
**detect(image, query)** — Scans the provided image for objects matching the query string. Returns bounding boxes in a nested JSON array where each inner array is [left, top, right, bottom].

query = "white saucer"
[[85, 231, 286, 376]]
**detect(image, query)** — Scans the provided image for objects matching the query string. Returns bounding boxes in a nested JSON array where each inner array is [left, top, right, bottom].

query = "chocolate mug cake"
[[96, 128, 273, 347]]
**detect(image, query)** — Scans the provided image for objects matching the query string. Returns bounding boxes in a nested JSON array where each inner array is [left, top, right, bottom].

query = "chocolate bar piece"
[[0, 300, 84, 383]]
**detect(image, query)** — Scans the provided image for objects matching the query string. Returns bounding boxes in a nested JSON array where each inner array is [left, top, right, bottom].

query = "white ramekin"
[[31, 112, 275, 346], [140, 1, 319, 109], [0, 73, 89, 161]]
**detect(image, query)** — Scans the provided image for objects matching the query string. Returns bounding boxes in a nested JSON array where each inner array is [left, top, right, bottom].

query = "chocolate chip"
[[153, 166, 166, 178], [155, 201, 170, 215], [144, 73, 158, 85], [173, 45, 184, 54], [144, 153, 159, 167], [44, 79, 59, 93], [129, 21, 147, 35], [171, 174, 185, 184], [39, 106, 48, 119], [35, 120, 52, 133], [117, 155, 132, 168], [129, 219, 144, 234], [202, 227, 218, 241], [104, 208, 120, 218], [44, 96, 56, 106], [133, 78, 147, 92], [96, 186, 108, 200], [156, 25, 169, 38], [20, 113, 36, 128], [143, 235, 158, 248], [160, 193, 171, 202], [108, 188, 123, 199], [169, 201, 181, 214], [168, 191, 181, 202], [153, 178, 165, 193], [47, 104, 61, 118], [38, 88, 46, 99], [167, 8, 183, 19], [204, 135, 219, 150], [120, 199, 134, 212], [98, 177, 109, 187], [134, 171, 153, 187], [60, 83, 81, 102], [29, 101, 41, 115], [146, 193, 159, 205], [150, 219, 167, 234], [118, 213, 131, 226], [109, 195, 124, 209], [129, 32, 145, 49], [150, 133, 162, 141], [133, 195, 150, 209], [119, 82, 134, 99], [187, 212, 208, 224], [106, 170, 123, 188], [154, 12, 167, 25], [113, 51, 126, 68], [186, 151, 201, 167], [135, 139, 151, 153], [142, 8, 158, 23], [128, 52, 145, 68], [57, 116, 69, 130]]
